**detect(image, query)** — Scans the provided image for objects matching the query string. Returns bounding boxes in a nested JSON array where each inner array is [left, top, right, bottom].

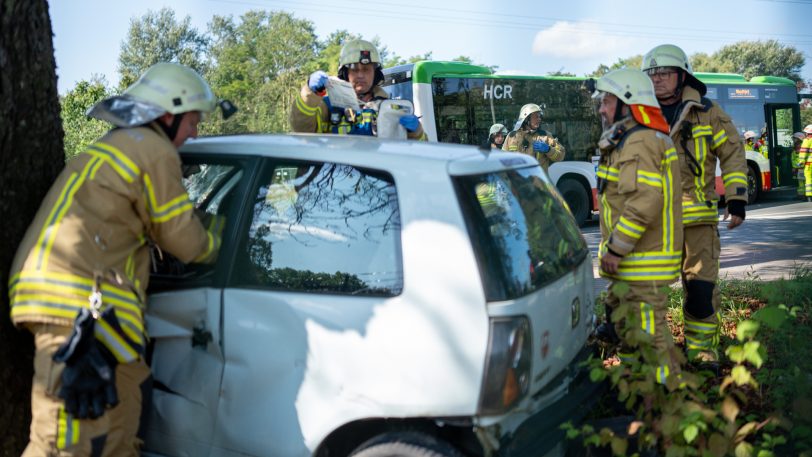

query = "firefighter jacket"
[[668, 86, 747, 226], [502, 127, 565, 172], [596, 117, 683, 285], [9, 124, 221, 353], [289, 83, 427, 140], [800, 137, 812, 165]]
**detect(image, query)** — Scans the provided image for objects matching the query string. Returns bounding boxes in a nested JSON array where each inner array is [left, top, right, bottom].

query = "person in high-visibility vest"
[[792, 132, 805, 198], [801, 124, 812, 202], [743, 130, 759, 154], [589, 68, 683, 387], [642, 44, 748, 371]]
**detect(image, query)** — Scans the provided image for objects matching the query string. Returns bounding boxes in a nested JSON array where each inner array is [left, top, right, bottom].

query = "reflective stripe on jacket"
[[669, 87, 747, 226], [289, 83, 427, 140], [502, 128, 565, 172], [597, 118, 683, 284], [9, 125, 219, 343]]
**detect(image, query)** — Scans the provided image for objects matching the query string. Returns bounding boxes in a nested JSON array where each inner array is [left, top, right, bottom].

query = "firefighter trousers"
[[22, 324, 151, 457], [682, 225, 722, 360], [604, 280, 682, 385], [805, 163, 812, 197]]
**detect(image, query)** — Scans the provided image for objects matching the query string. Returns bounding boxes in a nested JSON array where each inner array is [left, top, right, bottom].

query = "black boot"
[[596, 321, 620, 345]]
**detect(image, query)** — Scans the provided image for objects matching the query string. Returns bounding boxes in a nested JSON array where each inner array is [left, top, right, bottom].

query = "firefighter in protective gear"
[[589, 68, 684, 387], [289, 39, 426, 140], [643, 44, 748, 366], [502, 103, 565, 172], [801, 125, 812, 202], [489, 123, 508, 149], [743, 130, 758, 153], [10, 62, 224, 456], [792, 131, 805, 198]]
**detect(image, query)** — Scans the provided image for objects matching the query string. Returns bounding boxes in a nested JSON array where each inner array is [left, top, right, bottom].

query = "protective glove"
[[726, 199, 746, 220], [533, 140, 550, 153], [399, 114, 420, 133], [53, 308, 120, 419], [308, 70, 328, 93]]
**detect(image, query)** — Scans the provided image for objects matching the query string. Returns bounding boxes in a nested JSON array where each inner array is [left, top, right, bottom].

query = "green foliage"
[[204, 10, 320, 135], [60, 77, 112, 160], [710, 40, 805, 82], [118, 7, 210, 90]]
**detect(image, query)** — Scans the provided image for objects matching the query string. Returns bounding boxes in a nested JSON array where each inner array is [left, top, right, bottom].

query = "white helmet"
[[804, 124, 812, 134], [641, 44, 707, 96], [489, 123, 508, 136], [124, 62, 217, 115], [88, 62, 217, 127], [518, 103, 543, 126], [744, 130, 758, 140], [591, 68, 659, 108]]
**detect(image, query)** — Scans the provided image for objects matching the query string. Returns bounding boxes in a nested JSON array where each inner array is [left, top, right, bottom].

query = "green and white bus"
[[382, 61, 802, 224]]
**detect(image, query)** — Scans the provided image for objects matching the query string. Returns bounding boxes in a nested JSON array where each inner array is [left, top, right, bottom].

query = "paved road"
[[581, 189, 812, 294]]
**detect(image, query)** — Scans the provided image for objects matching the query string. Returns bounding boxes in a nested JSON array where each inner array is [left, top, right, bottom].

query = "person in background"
[[488, 123, 507, 149], [792, 131, 805, 199], [642, 44, 747, 372], [289, 39, 426, 140], [800, 125, 812, 202], [743, 130, 758, 153], [10, 62, 225, 456], [502, 103, 565, 172]]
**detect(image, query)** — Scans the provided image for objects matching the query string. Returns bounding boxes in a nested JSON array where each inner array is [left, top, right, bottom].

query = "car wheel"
[[747, 165, 759, 205], [557, 178, 589, 227], [350, 431, 464, 457]]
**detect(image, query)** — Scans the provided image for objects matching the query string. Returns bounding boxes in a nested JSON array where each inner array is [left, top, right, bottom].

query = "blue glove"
[[308, 70, 328, 93], [399, 114, 420, 132], [533, 140, 550, 153]]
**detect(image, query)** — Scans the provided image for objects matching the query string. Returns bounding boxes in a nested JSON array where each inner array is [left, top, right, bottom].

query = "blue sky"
[[50, 0, 812, 94]]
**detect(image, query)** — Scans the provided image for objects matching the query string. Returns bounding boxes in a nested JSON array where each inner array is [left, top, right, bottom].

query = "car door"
[[211, 159, 405, 456], [142, 155, 257, 456]]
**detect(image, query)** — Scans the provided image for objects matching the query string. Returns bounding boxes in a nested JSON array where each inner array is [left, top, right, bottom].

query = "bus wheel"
[[747, 165, 760, 205], [558, 178, 589, 227], [350, 431, 464, 457]]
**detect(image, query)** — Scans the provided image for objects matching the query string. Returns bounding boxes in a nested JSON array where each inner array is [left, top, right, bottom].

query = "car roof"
[[181, 133, 539, 176]]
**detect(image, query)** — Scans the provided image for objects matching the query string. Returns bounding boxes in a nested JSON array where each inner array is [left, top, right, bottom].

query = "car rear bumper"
[[498, 344, 607, 457]]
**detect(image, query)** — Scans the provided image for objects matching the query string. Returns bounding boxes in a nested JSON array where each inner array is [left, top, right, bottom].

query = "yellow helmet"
[[124, 62, 217, 115], [641, 44, 707, 96], [518, 103, 543, 126], [591, 68, 659, 108]]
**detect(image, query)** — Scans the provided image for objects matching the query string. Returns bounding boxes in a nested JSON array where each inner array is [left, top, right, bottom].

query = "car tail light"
[[478, 316, 531, 415]]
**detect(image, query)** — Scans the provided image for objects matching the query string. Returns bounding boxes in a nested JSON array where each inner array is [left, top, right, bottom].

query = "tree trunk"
[[0, 1, 65, 455]]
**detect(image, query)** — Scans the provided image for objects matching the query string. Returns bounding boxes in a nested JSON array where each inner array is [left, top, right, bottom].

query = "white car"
[[141, 134, 600, 457]]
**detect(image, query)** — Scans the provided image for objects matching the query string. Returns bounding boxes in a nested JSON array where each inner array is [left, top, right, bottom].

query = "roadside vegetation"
[[566, 267, 812, 456]]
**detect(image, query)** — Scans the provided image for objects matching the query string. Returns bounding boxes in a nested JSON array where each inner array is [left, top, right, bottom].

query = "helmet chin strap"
[[157, 112, 185, 142]]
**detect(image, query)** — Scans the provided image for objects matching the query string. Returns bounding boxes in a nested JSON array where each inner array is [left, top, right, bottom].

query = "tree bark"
[[0, 1, 64, 455]]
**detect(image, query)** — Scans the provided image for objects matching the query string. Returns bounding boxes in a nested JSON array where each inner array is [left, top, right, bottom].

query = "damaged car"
[[141, 134, 601, 457]]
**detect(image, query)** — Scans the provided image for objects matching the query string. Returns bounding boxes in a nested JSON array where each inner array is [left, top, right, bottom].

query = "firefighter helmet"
[[124, 62, 217, 115], [744, 130, 758, 140], [489, 123, 508, 136], [339, 39, 382, 69], [591, 68, 659, 108], [641, 44, 707, 96], [518, 103, 543, 126]]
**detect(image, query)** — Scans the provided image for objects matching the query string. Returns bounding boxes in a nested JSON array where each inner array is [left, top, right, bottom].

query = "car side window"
[[149, 160, 246, 289], [455, 166, 589, 301], [233, 161, 403, 296]]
